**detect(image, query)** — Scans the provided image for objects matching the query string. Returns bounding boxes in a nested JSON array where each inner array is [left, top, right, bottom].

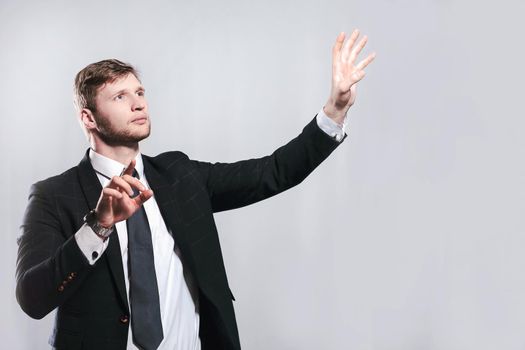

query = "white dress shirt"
[[74, 108, 345, 349], [76, 152, 201, 350]]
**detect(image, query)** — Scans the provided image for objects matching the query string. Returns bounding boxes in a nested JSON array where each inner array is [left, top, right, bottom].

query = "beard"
[[93, 113, 151, 146]]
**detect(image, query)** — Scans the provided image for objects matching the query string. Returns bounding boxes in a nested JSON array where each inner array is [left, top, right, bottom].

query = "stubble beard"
[[94, 113, 151, 147]]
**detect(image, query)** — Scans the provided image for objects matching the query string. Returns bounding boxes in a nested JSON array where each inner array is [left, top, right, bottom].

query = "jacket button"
[[67, 275, 74, 281], [70, 272, 77, 278], [120, 315, 129, 324], [57, 285, 65, 292]]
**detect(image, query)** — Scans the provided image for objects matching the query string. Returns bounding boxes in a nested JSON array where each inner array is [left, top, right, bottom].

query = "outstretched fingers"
[[348, 35, 368, 64], [350, 70, 366, 85], [341, 29, 360, 62], [356, 52, 376, 71], [332, 32, 346, 62]]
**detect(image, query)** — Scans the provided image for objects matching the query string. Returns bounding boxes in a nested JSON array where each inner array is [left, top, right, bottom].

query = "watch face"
[[92, 222, 110, 236], [98, 226, 113, 237], [84, 210, 112, 238]]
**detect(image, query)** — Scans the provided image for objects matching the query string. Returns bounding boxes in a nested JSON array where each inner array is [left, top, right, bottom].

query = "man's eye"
[[137, 91, 145, 96], [115, 95, 124, 100]]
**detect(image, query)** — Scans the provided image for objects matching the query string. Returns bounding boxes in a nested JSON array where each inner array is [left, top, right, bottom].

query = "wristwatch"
[[83, 209, 114, 240]]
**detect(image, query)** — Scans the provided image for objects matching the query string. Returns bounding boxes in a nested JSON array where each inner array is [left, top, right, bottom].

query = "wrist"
[[323, 99, 348, 124], [84, 210, 114, 241], [95, 212, 113, 229]]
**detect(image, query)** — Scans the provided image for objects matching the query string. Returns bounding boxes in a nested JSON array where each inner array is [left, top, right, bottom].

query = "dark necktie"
[[127, 170, 164, 350]]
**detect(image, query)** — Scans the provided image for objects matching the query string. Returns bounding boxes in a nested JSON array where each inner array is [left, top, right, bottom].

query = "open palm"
[[325, 30, 376, 124]]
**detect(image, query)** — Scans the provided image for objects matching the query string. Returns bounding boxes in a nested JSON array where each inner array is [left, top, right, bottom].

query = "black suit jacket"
[[16, 117, 343, 349]]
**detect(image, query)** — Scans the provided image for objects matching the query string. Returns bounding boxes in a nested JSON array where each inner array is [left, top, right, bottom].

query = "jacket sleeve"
[[16, 181, 92, 319], [192, 116, 345, 213]]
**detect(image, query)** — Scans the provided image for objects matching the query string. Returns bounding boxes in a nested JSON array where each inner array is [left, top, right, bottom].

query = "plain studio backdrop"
[[1, 0, 524, 349]]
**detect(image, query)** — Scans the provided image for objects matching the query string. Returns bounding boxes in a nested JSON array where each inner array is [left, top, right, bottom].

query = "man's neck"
[[90, 140, 140, 166]]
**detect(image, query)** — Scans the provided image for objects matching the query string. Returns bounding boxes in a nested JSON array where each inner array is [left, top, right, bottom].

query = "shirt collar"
[[89, 148, 145, 180]]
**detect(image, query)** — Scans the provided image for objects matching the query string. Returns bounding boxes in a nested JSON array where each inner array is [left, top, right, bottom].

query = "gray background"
[[2, 0, 524, 349]]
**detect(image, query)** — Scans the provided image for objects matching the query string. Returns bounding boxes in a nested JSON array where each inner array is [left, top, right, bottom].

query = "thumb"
[[348, 84, 357, 106]]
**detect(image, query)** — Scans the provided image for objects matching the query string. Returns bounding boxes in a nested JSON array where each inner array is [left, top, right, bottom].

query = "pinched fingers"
[[102, 187, 123, 199], [121, 174, 147, 193], [108, 176, 134, 196], [107, 174, 147, 199], [133, 189, 154, 207]]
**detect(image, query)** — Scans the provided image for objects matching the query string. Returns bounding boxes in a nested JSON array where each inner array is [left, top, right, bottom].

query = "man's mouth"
[[130, 115, 148, 124]]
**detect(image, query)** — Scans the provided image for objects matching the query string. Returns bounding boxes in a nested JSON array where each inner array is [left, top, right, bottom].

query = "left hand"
[[324, 30, 376, 124]]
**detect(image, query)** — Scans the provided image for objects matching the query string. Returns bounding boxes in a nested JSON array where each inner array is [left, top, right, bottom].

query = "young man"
[[16, 31, 375, 350]]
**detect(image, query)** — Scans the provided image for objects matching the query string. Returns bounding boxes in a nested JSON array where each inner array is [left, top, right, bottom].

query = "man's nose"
[[132, 97, 146, 111]]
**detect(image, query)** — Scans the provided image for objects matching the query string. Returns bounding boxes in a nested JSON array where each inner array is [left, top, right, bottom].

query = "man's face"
[[90, 73, 151, 145]]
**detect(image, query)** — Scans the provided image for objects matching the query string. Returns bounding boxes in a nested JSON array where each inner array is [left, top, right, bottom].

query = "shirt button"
[[120, 315, 129, 324], [92, 251, 99, 259], [57, 285, 65, 292]]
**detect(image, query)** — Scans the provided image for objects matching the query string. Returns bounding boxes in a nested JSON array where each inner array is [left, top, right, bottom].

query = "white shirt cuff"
[[316, 108, 347, 142], [75, 223, 110, 265]]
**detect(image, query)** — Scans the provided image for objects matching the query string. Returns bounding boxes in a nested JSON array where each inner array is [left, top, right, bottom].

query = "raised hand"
[[95, 159, 154, 228], [324, 29, 376, 125]]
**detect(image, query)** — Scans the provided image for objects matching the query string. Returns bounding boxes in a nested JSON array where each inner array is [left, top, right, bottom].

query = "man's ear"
[[80, 108, 97, 132]]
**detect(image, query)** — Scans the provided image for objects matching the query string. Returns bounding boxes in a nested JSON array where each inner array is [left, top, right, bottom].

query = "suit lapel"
[[77, 149, 129, 313], [142, 156, 191, 256]]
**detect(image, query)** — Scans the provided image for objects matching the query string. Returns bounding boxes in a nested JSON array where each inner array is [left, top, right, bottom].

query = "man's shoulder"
[[145, 150, 189, 163], [143, 150, 206, 183], [143, 150, 194, 170], [29, 165, 80, 197]]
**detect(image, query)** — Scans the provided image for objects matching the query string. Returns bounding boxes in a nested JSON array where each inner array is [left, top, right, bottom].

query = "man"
[[16, 30, 375, 349]]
